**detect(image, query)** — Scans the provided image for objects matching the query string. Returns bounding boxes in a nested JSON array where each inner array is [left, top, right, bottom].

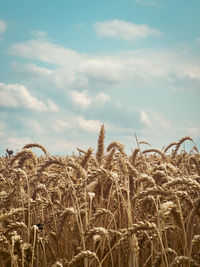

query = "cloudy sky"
[[0, 0, 200, 155]]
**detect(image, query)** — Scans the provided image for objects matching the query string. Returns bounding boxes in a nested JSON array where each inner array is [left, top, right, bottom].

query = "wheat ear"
[[172, 136, 194, 158], [96, 124, 105, 165], [164, 142, 177, 153], [170, 256, 199, 266], [68, 250, 101, 267], [81, 148, 93, 168], [23, 143, 49, 156]]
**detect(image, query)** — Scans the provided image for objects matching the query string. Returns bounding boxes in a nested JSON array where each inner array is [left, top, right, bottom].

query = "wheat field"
[[0, 125, 200, 267]]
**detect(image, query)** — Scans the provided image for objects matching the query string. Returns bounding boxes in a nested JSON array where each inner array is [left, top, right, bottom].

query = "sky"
[[0, 0, 200, 156]]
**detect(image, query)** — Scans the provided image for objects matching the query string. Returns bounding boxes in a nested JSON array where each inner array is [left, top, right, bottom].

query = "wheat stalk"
[[23, 143, 49, 157], [0, 127, 200, 267], [96, 124, 105, 165]]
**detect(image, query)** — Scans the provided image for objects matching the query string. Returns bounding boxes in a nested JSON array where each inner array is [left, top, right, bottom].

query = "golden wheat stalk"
[[107, 141, 126, 156], [172, 136, 194, 158], [23, 143, 49, 157], [0, 208, 24, 222], [96, 124, 105, 165], [132, 187, 171, 202], [170, 256, 199, 266], [152, 247, 177, 267], [68, 250, 101, 266], [164, 142, 177, 153], [1, 125, 200, 267], [38, 157, 65, 173], [81, 147, 93, 168], [104, 147, 115, 170], [142, 149, 166, 160], [130, 148, 140, 166], [10, 149, 36, 166], [189, 156, 200, 175]]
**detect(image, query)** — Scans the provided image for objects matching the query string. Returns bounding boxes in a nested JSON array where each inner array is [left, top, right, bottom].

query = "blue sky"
[[0, 0, 200, 155]]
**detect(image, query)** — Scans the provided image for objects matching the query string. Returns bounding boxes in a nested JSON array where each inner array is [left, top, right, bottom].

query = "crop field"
[[0, 125, 200, 267]]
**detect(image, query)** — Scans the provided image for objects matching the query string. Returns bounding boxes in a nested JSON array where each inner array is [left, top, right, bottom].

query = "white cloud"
[[12, 62, 52, 77], [140, 110, 171, 130], [135, 0, 160, 6], [74, 23, 84, 30], [76, 116, 102, 133], [47, 139, 77, 153], [0, 20, 6, 32], [69, 90, 91, 108], [9, 39, 200, 94], [26, 119, 45, 134], [53, 116, 102, 134], [7, 137, 32, 151], [186, 66, 200, 80], [183, 123, 200, 139], [187, 127, 200, 137], [94, 20, 161, 41], [30, 30, 48, 39], [47, 100, 59, 112], [153, 112, 171, 130], [10, 40, 84, 66], [137, 111, 175, 149], [0, 82, 59, 112], [95, 92, 111, 104], [0, 19, 6, 40], [52, 120, 71, 133], [69, 90, 111, 108], [0, 122, 6, 137], [140, 110, 151, 126]]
